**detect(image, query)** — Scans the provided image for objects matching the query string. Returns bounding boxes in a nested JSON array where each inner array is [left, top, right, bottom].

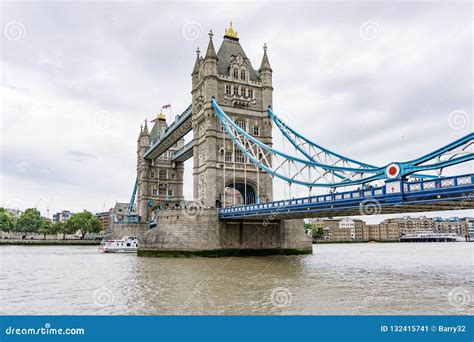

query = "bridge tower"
[[191, 23, 273, 208], [136, 113, 185, 222]]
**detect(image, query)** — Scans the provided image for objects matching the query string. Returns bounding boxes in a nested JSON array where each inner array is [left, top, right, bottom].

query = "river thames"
[[0, 243, 472, 315]]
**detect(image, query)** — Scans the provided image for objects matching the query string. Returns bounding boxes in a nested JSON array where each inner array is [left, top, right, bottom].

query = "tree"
[[53, 221, 72, 240], [37, 220, 52, 240], [65, 211, 100, 239], [311, 226, 324, 239], [0, 208, 15, 235], [16, 208, 43, 237], [50, 221, 62, 238]]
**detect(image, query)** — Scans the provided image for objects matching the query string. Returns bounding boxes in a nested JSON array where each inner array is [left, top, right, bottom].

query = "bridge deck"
[[171, 141, 193, 163], [144, 104, 192, 160], [219, 174, 474, 220]]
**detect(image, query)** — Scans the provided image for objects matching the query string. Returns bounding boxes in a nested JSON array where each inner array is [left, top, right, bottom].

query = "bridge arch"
[[221, 179, 258, 207]]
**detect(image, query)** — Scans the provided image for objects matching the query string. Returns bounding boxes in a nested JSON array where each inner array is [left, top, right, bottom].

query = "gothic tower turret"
[[259, 43, 273, 110], [137, 119, 150, 220], [191, 22, 273, 208]]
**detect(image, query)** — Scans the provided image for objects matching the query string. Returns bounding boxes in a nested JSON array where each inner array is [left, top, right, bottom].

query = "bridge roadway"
[[171, 141, 193, 163], [144, 104, 192, 161], [219, 173, 474, 220]]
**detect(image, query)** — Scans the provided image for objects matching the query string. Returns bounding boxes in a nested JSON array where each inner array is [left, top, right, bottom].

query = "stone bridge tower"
[[191, 23, 273, 208], [136, 114, 185, 222]]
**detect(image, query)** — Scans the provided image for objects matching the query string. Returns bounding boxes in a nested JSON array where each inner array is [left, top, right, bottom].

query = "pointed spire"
[[192, 47, 200, 75], [142, 118, 149, 135], [205, 30, 217, 59], [138, 124, 143, 139], [259, 43, 272, 72]]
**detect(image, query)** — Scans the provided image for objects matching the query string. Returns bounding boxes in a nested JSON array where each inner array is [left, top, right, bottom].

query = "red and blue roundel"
[[385, 163, 401, 179]]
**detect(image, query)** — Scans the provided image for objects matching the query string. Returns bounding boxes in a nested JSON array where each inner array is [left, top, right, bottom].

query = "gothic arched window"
[[240, 70, 246, 80], [235, 119, 246, 132], [233, 68, 238, 78], [235, 150, 245, 163]]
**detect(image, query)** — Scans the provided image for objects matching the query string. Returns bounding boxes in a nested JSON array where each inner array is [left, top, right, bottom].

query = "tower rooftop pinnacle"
[[192, 47, 201, 75], [259, 43, 272, 72], [142, 118, 149, 135], [205, 30, 217, 59], [224, 21, 238, 40]]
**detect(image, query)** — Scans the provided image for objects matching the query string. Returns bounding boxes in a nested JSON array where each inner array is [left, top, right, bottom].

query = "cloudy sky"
[[1, 1, 472, 221]]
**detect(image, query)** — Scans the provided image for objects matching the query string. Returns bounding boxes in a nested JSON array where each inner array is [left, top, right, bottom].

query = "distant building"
[[467, 218, 474, 239], [354, 219, 369, 241], [95, 211, 111, 232], [312, 218, 365, 241], [384, 216, 433, 234], [52, 210, 74, 223], [367, 223, 400, 241], [310, 216, 472, 242]]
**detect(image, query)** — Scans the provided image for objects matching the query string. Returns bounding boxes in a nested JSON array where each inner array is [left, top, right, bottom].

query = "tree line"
[[0, 208, 101, 240]]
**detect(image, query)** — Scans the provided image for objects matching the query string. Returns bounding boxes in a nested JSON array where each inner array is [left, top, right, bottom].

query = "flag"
[[162, 104, 171, 109]]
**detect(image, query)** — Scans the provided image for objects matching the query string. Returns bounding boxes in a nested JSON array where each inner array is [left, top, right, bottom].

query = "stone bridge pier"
[[138, 209, 312, 257]]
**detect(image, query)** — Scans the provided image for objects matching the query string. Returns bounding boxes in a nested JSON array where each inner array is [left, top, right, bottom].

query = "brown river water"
[[0, 243, 472, 315]]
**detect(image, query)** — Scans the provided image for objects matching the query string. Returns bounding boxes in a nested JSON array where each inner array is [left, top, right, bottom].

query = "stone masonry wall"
[[109, 223, 149, 240], [139, 208, 312, 255]]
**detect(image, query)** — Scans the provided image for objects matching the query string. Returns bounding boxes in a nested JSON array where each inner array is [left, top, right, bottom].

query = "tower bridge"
[[120, 23, 473, 257]]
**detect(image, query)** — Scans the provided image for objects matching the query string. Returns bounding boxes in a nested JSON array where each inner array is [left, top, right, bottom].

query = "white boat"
[[99, 236, 138, 253]]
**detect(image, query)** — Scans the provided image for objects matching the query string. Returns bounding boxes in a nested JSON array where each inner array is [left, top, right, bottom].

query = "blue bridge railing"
[[219, 173, 474, 218]]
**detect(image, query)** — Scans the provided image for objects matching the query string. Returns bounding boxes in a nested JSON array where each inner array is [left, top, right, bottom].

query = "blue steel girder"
[[219, 173, 474, 220], [144, 105, 192, 160], [212, 99, 473, 188], [268, 107, 438, 180], [213, 99, 385, 187], [127, 176, 138, 215], [397, 133, 473, 176]]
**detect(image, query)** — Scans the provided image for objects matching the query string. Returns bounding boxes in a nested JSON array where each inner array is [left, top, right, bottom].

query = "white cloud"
[[0, 1, 472, 220]]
